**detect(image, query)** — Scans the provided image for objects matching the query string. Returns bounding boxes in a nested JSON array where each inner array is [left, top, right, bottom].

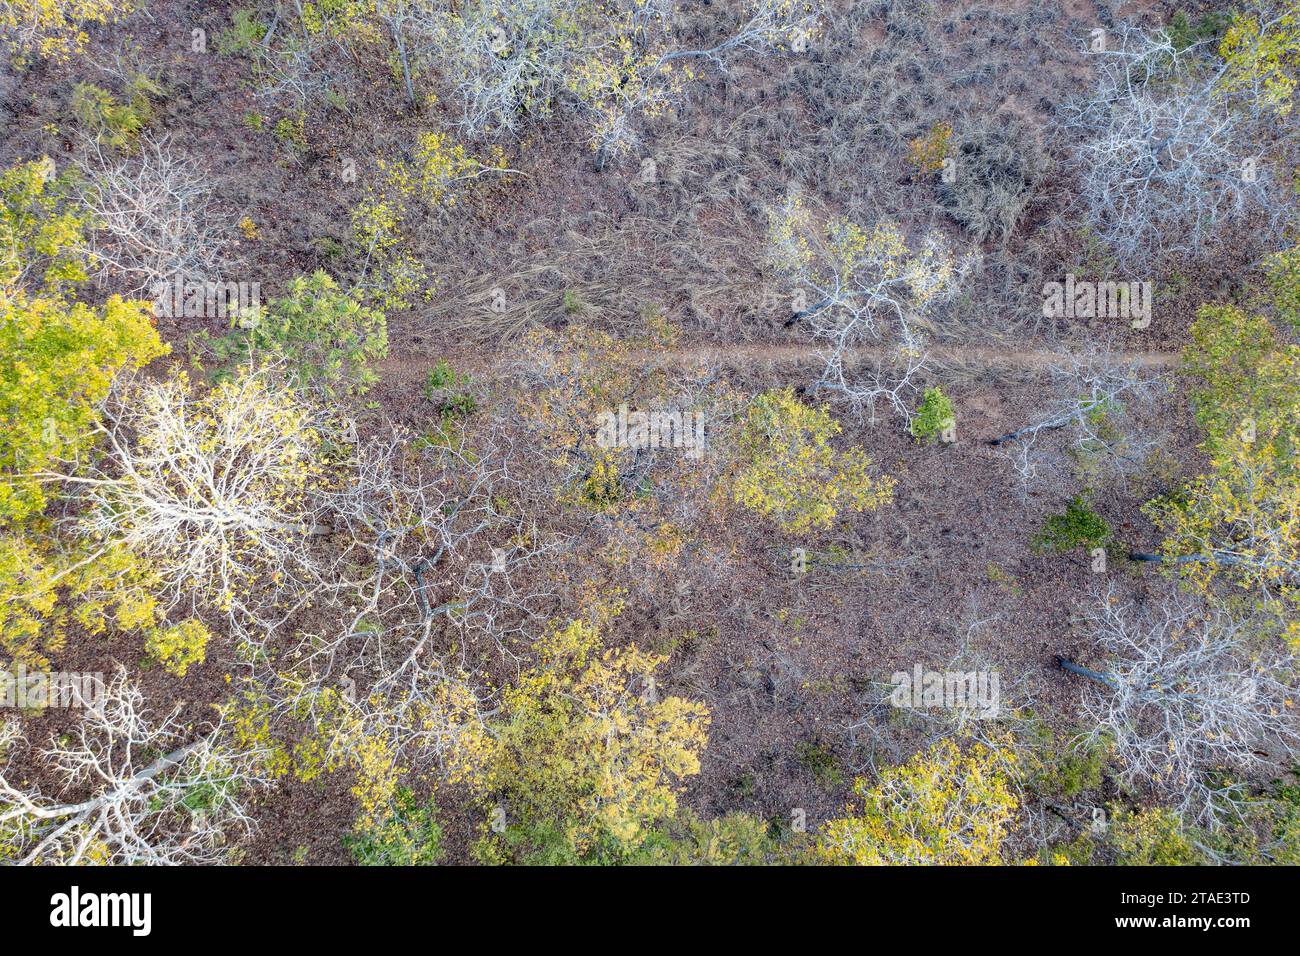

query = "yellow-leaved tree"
[[0, 536, 168, 673], [0, 0, 121, 63], [731, 386, 894, 533], [1219, 1, 1300, 116], [0, 158, 167, 526], [815, 738, 1019, 865], [0, 157, 90, 293], [1143, 291, 1300, 612], [0, 155, 178, 679], [471, 601, 710, 864]]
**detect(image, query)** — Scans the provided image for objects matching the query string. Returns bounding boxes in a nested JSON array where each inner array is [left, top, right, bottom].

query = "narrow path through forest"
[[377, 341, 1180, 381]]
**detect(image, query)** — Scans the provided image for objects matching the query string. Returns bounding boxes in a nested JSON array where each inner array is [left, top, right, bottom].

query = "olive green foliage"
[[796, 738, 844, 790], [1032, 496, 1111, 554], [1262, 242, 1300, 330], [1265, 780, 1300, 864], [211, 270, 387, 398], [636, 810, 784, 865], [1164, 10, 1230, 52], [1022, 719, 1110, 799], [1109, 807, 1205, 866], [424, 359, 477, 417], [71, 78, 158, 151], [344, 789, 444, 866], [216, 8, 268, 56], [909, 386, 954, 443]]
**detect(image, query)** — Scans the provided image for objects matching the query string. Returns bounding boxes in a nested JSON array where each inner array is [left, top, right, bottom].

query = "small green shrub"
[[1023, 721, 1110, 799], [1110, 806, 1204, 866], [323, 88, 349, 112], [796, 739, 844, 790], [273, 113, 307, 152], [424, 359, 477, 416], [344, 789, 443, 866], [217, 9, 268, 56], [910, 386, 955, 443], [312, 236, 345, 260], [1032, 496, 1111, 554], [72, 81, 155, 152], [212, 270, 387, 398]]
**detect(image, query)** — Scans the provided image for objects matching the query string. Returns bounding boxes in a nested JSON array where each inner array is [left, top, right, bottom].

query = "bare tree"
[[49, 367, 330, 626], [587, 0, 820, 164], [77, 136, 232, 296], [425, 0, 818, 161], [0, 671, 268, 865], [770, 194, 973, 422], [657, 0, 818, 70], [1059, 24, 1283, 269], [425, 0, 576, 140], [988, 351, 1165, 494], [319, 425, 561, 667], [269, 424, 562, 772], [1062, 585, 1300, 827]]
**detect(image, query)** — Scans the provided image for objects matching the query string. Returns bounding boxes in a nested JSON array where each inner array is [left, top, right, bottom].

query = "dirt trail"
[[378, 340, 1179, 382]]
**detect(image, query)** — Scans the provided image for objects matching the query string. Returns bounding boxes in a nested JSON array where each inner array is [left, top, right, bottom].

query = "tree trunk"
[[783, 296, 831, 328], [1055, 655, 1117, 688]]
